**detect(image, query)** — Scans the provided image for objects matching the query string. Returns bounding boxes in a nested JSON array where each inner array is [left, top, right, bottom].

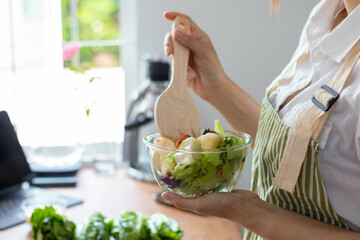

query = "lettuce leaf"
[[196, 162, 218, 191], [76, 212, 113, 240], [146, 213, 183, 240], [112, 211, 183, 240], [171, 160, 201, 180], [203, 151, 222, 166], [166, 153, 176, 171], [219, 136, 245, 159], [30, 206, 76, 240], [111, 211, 148, 240], [214, 120, 224, 136], [175, 158, 219, 193]]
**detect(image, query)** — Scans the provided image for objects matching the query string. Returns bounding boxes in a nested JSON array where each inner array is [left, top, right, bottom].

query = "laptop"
[[0, 111, 83, 230]]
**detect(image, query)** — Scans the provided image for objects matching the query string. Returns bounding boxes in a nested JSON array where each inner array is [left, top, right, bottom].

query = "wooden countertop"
[[0, 167, 242, 240]]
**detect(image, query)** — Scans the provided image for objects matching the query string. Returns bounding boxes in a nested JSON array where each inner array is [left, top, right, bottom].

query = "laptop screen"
[[0, 111, 32, 190]]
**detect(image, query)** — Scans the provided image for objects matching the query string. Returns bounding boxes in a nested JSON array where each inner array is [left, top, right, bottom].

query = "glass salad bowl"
[[143, 128, 252, 198]]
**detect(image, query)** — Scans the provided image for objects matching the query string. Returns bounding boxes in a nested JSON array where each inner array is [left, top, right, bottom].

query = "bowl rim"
[[143, 129, 253, 154]]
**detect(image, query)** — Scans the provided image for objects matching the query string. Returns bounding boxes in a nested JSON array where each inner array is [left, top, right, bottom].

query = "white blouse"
[[268, 0, 360, 231]]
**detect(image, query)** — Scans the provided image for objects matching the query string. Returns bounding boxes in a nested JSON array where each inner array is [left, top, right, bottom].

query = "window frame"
[[1, 0, 140, 158], [63, 0, 139, 111]]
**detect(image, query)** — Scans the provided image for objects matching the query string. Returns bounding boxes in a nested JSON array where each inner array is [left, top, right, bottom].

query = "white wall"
[[137, 0, 317, 189]]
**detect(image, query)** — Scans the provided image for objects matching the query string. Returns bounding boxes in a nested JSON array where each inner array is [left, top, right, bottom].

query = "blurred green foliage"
[[62, 0, 71, 42], [61, 0, 120, 67]]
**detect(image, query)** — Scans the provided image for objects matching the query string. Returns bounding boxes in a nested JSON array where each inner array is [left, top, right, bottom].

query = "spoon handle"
[[169, 16, 191, 94], [154, 16, 200, 141]]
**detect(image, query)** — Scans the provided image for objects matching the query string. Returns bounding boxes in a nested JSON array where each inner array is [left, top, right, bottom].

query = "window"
[[0, 0, 138, 164], [62, 0, 122, 68]]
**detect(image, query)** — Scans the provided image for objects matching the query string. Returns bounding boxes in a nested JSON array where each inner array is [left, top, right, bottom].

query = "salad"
[[152, 120, 248, 197]]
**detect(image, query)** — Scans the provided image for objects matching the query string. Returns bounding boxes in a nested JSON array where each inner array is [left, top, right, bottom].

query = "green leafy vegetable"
[[76, 212, 113, 240], [30, 208, 183, 240], [112, 211, 183, 240], [111, 211, 148, 240], [166, 153, 176, 171], [146, 213, 183, 240], [214, 120, 224, 136], [203, 151, 222, 166], [30, 206, 76, 240], [171, 160, 201, 180], [218, 136, 245, 148]]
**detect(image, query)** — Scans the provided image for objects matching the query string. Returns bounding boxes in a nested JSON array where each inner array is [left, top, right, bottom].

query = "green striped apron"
[[240, 39, 360, 239], [243, 94, 350, 240], [243, 38, 360, 239]]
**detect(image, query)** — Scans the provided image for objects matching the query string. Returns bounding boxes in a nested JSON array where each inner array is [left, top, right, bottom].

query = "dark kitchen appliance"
[[123, 58, 170, 182]]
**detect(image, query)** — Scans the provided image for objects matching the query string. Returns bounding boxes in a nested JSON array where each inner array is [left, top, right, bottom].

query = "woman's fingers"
[[164, 30, 209, 59], [174, 29, 208, 55], [163, 11, 183, 20], [161, 192, 193, 210], [161, 190, 260, 222], [163, 11, 202, 33], [161, 192, 232, 217], [164, 32, 173, 56], [187, 67, 196, 81], [161, 192, 206, 215], [163, 11, 210, 56]]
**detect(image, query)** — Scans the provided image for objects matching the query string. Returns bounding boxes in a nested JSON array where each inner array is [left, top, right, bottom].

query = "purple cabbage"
[[160, 175, 181, 189]]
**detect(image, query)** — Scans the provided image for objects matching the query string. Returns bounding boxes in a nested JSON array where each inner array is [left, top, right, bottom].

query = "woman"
[[161, 0, 360, 239]]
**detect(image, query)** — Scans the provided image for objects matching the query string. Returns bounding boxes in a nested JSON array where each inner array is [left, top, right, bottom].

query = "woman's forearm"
[[162, 191, 359, 239], [207, 77, 261, 141], [239, 197, 359, 240]]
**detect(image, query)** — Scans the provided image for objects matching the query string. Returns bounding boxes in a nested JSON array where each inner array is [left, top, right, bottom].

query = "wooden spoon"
[[154, 16, 200, 142]]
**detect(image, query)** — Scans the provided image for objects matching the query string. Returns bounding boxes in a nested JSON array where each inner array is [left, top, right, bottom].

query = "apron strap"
[[273, 39, 360, 193]]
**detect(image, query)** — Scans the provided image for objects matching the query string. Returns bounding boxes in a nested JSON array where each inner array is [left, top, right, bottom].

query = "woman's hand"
[[162, 190, 259, 222], [163, 12, 229, 102], [162, 190, 360, 240], [164, 12, 261, 140]]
